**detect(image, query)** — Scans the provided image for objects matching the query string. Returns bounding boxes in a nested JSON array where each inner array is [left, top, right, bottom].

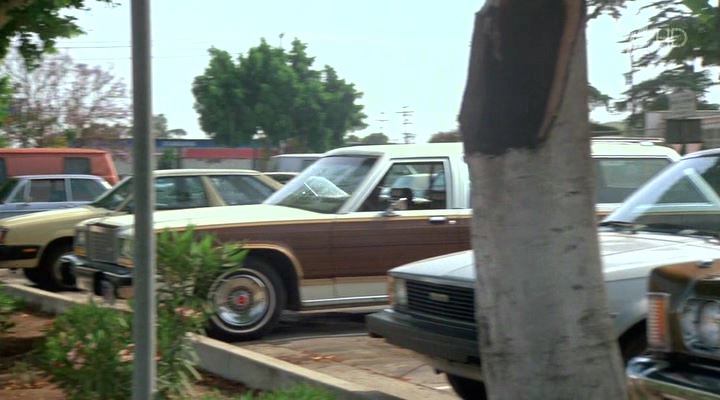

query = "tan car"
[[0, 169, 281, 290], [70, 140, 679, 341]]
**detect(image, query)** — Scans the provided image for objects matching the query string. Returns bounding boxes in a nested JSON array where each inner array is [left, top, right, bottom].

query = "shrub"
[[43, 226, 247, 399], [43, 301, 132, 400], [0, 288, 20, 335]]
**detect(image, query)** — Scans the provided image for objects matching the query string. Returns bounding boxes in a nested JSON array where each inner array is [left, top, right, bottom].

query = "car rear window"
[[595, 158, 671, 204], [210, 175, 276, 205], [71, 179, 106, 201]]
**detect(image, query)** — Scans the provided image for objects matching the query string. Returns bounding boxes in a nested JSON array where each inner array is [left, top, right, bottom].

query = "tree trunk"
[[459, 1, 627, 399]]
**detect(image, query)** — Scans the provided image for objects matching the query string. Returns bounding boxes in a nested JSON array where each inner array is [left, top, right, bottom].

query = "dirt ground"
[[0, 311, 250, 399]]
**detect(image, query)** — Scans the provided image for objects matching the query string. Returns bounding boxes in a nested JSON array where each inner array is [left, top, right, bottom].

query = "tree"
[[360, 132, 389, 145], [615, 65, 718, 130], [0, 0, 114, 129], [193, 39, 366, 152], [628, 1, 719, 70], [428, 129, 461, 143], [459, 1, 627, 398], [149, 114, 186, 139], [2, 53, 130, 147]]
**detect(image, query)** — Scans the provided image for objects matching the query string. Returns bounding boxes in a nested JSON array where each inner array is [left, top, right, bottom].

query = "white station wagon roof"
[[326, 140, 680, 160]]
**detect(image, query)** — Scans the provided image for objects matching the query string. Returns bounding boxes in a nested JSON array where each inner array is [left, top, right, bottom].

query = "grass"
[[199, 384, 336, 400]]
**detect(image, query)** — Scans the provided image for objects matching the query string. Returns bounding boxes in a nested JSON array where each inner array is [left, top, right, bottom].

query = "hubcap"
[[212, 272, 270, 328]]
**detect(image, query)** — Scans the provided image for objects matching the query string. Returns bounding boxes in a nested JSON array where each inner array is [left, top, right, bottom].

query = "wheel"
[[446, 373, 487, 400], [620, 328, 647, 363], [34, 243, 75, 291], [205, 257, 286, 342]]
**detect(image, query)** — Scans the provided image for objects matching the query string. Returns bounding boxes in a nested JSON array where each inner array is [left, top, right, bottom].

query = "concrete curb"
[[1, 283, 401, 400]]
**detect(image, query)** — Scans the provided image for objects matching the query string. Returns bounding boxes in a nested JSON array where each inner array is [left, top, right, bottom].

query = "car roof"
[[590, 140, 680, 159], [324, 140, 680, 160], [0, 148, 108, 155], [151, 169, 262, 176], [11, 174, 105, 180], [270, 153, 322, 159], [679, 147, 720, 159]]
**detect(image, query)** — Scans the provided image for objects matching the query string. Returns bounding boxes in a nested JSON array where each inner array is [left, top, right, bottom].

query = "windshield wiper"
[[639, 222, 720, 240], [598, 220, 643, 233]]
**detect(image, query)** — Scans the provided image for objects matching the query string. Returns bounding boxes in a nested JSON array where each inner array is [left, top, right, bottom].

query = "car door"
[[330, 158, 468, 299]]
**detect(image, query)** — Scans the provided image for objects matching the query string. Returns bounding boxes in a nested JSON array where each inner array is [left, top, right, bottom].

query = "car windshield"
[[92, 178, 132, 210], [0, 179, 18, 203], [604, 155, 720, 235], [264, 155, 378, 213]]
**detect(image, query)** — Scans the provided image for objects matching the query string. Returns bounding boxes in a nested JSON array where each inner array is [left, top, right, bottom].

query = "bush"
[[43, 226, 247, 399], [0, 288, 21, 335], [43, 301, 132, 400]]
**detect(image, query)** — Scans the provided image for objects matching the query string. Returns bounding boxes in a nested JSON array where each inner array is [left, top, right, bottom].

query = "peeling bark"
[[460, 0, 628, 398]]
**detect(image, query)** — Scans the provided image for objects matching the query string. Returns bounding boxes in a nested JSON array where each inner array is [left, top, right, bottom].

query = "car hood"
[[81, 204, 330, 234], [0, 205, 109, 228], [390, 231, 720, 283]]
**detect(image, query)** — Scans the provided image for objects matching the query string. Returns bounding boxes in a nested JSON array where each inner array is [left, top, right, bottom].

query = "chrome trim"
[[390, 273, 475, 289], [301, 294, 388, 308]]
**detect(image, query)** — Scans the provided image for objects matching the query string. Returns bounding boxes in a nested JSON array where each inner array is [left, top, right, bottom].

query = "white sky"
[[53, 0, 719, 144]]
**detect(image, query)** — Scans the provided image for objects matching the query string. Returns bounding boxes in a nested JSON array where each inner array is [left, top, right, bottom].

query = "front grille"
[[86, 224, 116, 263], [406, 279, 475, 324]]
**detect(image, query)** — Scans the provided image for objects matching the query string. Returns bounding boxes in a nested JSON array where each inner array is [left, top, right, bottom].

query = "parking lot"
[[0, 269, 458, 399]]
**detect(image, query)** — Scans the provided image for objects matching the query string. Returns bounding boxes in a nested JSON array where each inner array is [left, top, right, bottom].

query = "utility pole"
[[396, 106, 414, 144], [130, 0, 156, 398], [376, 112, 389, 135]]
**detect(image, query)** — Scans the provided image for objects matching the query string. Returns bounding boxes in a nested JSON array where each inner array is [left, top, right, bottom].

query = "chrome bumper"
[[62, 254, 134, 302], [627, 356, 720, 400]]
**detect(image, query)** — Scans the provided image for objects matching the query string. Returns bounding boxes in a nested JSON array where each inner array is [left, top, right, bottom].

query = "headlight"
[[681, 300, 701, 345], [75, 230, 86, 247], [698, 301, 720, 349], [117, 237, 134, 267], [389, 276, 407, 308]]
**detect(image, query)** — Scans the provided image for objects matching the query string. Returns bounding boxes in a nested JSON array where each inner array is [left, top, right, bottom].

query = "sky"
[[52, 0, 720, 144]]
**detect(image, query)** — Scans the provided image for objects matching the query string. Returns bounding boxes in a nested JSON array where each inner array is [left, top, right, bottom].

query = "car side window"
[[28, 179, 67, 202], [154, 176, 209, 210], [210, 175, 275, 205], [64, 157, 92, 175], [361, 161, 448, 211], [71, 179, 106, 201]]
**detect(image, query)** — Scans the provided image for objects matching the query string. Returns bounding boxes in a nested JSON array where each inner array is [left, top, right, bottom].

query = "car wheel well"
[[619, 319, 647, 362], [39, 237, 74, 266], [246, 249, 300, 310]]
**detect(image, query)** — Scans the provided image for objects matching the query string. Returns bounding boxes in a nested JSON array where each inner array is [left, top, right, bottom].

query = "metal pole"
[[130, 0, 156, 399]]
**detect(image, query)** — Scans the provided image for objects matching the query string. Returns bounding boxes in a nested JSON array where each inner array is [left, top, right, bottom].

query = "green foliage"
[[588, 84, 612, 111], [158, 148, 179, 169], [199, 384, 336, 400], [154, 227, 247, 398], [359, 132, 389, 145], [43, 226, 247, 399], [0, 0, 115, 68], [0, 288, 20, 334], [590, 122, 622, 136], [615, 65, 718, 129], [43, 301, 133, 400], [630, 0, 720, 69], [192, 38, 366, 152], [429, 130, 461, 143]]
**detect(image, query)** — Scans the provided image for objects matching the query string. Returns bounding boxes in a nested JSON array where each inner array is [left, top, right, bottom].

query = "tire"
[[205, 257, 286, 342], [446, 373, 487, 400], [34, 243, 75, 291], [22, 266, 45, 286]]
